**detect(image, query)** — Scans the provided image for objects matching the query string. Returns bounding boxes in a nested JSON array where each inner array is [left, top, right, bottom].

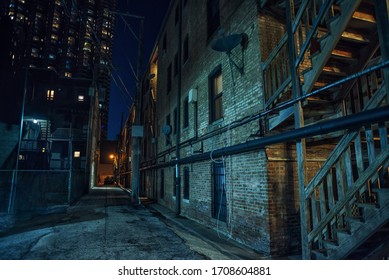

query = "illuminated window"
[[65, 72, 72, 77], [78, 95, 84, 102], [31, 48, 39, 58], [68, 36, 75, 45], [74, 151, 81, 158], [209, 66, 223, 122], [47, 90, 55, 100]]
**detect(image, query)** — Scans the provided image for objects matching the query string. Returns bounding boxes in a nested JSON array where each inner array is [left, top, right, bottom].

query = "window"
[[175, 6, 179, 25], [162, 32, 167, 53], [207, 0, 220, 38], [183, 96, 189, 128], [183, 167, 189, 200], [78, 95, 84, 102], [167, 63, 172, 93], [183, 34, 189, 63], [174, 52, 178, 77], [160, 170, 165, 198], [166, 114, 170, 146], [173, 169, 177, 197], [173, 108, 177, 135], [212, 162, 226, 221], [74, 151, 81, 158], [209, 66, 223, 122], [47, 90, 55, 101]]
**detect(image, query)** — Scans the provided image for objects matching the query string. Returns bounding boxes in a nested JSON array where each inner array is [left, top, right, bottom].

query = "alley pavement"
[[0, 187, 269, 260]]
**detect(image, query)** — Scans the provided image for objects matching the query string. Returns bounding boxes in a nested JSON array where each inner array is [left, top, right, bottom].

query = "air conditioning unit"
[[188, 88, 197, 103]]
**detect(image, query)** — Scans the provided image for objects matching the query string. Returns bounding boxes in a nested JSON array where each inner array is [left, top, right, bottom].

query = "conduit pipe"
[[142, 105, 389, 170]]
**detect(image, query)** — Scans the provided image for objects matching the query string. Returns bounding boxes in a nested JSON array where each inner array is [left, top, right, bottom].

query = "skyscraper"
[[3, 0, 116, 139]]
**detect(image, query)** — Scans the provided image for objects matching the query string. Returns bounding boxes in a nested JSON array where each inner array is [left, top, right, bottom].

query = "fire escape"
[[261, 0, 389, 259]]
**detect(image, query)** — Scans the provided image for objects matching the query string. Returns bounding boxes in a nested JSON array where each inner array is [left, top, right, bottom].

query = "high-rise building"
[[4, 0, 116, 139]]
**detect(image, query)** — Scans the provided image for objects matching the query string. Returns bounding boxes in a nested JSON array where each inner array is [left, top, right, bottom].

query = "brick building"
[[0, 0, 115, 212], [120, 0, 389, 259]]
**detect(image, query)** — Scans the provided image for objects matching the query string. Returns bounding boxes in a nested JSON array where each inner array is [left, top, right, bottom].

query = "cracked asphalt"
[[0, 187, 208, 260]]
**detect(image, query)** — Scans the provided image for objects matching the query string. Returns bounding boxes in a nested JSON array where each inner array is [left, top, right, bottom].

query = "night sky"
[[107, 0, 171, 140]]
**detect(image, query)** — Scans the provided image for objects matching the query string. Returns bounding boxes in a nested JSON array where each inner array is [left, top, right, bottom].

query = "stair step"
[[340, 30, 370, 44], [311, 249, 329, 260], [371, 188, 389, 206], [336, 227, 351, 236], [322, 66, 347, 77], [356, 202, 379, 209], [306, 97, 333, 104], [322, 239, 339, 250], [351, 10, 376, 24], [331, 49, 358, 63]]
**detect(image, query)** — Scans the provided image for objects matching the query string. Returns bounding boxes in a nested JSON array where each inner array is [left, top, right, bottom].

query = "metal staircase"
[[261, 0, 389, 259]]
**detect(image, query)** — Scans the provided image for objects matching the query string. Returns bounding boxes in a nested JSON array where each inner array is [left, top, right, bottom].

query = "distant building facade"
[[0, 0, 116, 212], [2, 0, 115, 138]]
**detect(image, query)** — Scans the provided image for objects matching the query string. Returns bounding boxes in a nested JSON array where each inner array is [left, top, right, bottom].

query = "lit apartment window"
[[74, 151, 81, 158], [209, 66, 223, 122], [47, 90, 55, 101], [78, 95, 85, 102]]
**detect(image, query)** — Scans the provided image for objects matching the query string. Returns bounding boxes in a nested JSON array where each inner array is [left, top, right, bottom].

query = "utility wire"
[[120, 15, 140, 42], [68, 0, 135, 105]]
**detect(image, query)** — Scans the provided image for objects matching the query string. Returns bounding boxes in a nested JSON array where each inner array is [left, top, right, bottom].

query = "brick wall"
[[149, 0, 339, 258]]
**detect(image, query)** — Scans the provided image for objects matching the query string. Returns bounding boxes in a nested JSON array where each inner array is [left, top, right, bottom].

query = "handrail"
[[304, 83, 386, 199], [295, 0, 335, 68], [262, 33, 288, 70], [262, 0, 337, 109], [307, 147, 389, 242]]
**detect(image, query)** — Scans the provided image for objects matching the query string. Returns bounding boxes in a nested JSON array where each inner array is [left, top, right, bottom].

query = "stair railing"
[[262, 0, 337, 110], [302, 66, 388, 258]]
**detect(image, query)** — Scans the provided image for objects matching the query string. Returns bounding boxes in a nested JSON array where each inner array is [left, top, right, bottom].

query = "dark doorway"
[[212, 162, 226, 222]]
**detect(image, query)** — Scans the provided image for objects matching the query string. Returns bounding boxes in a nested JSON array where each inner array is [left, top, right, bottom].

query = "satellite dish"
[[162, 125, 171, 136], [211, 33, 248, 82], [211, 34, 243, 53]]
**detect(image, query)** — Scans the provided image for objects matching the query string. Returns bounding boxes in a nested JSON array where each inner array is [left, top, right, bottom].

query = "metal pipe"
[[143, 106, 389, 169], [155, 61, 389, 162]]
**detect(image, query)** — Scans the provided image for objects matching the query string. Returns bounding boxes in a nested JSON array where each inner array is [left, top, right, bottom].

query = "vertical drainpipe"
[[175, 0, 183, 216]]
